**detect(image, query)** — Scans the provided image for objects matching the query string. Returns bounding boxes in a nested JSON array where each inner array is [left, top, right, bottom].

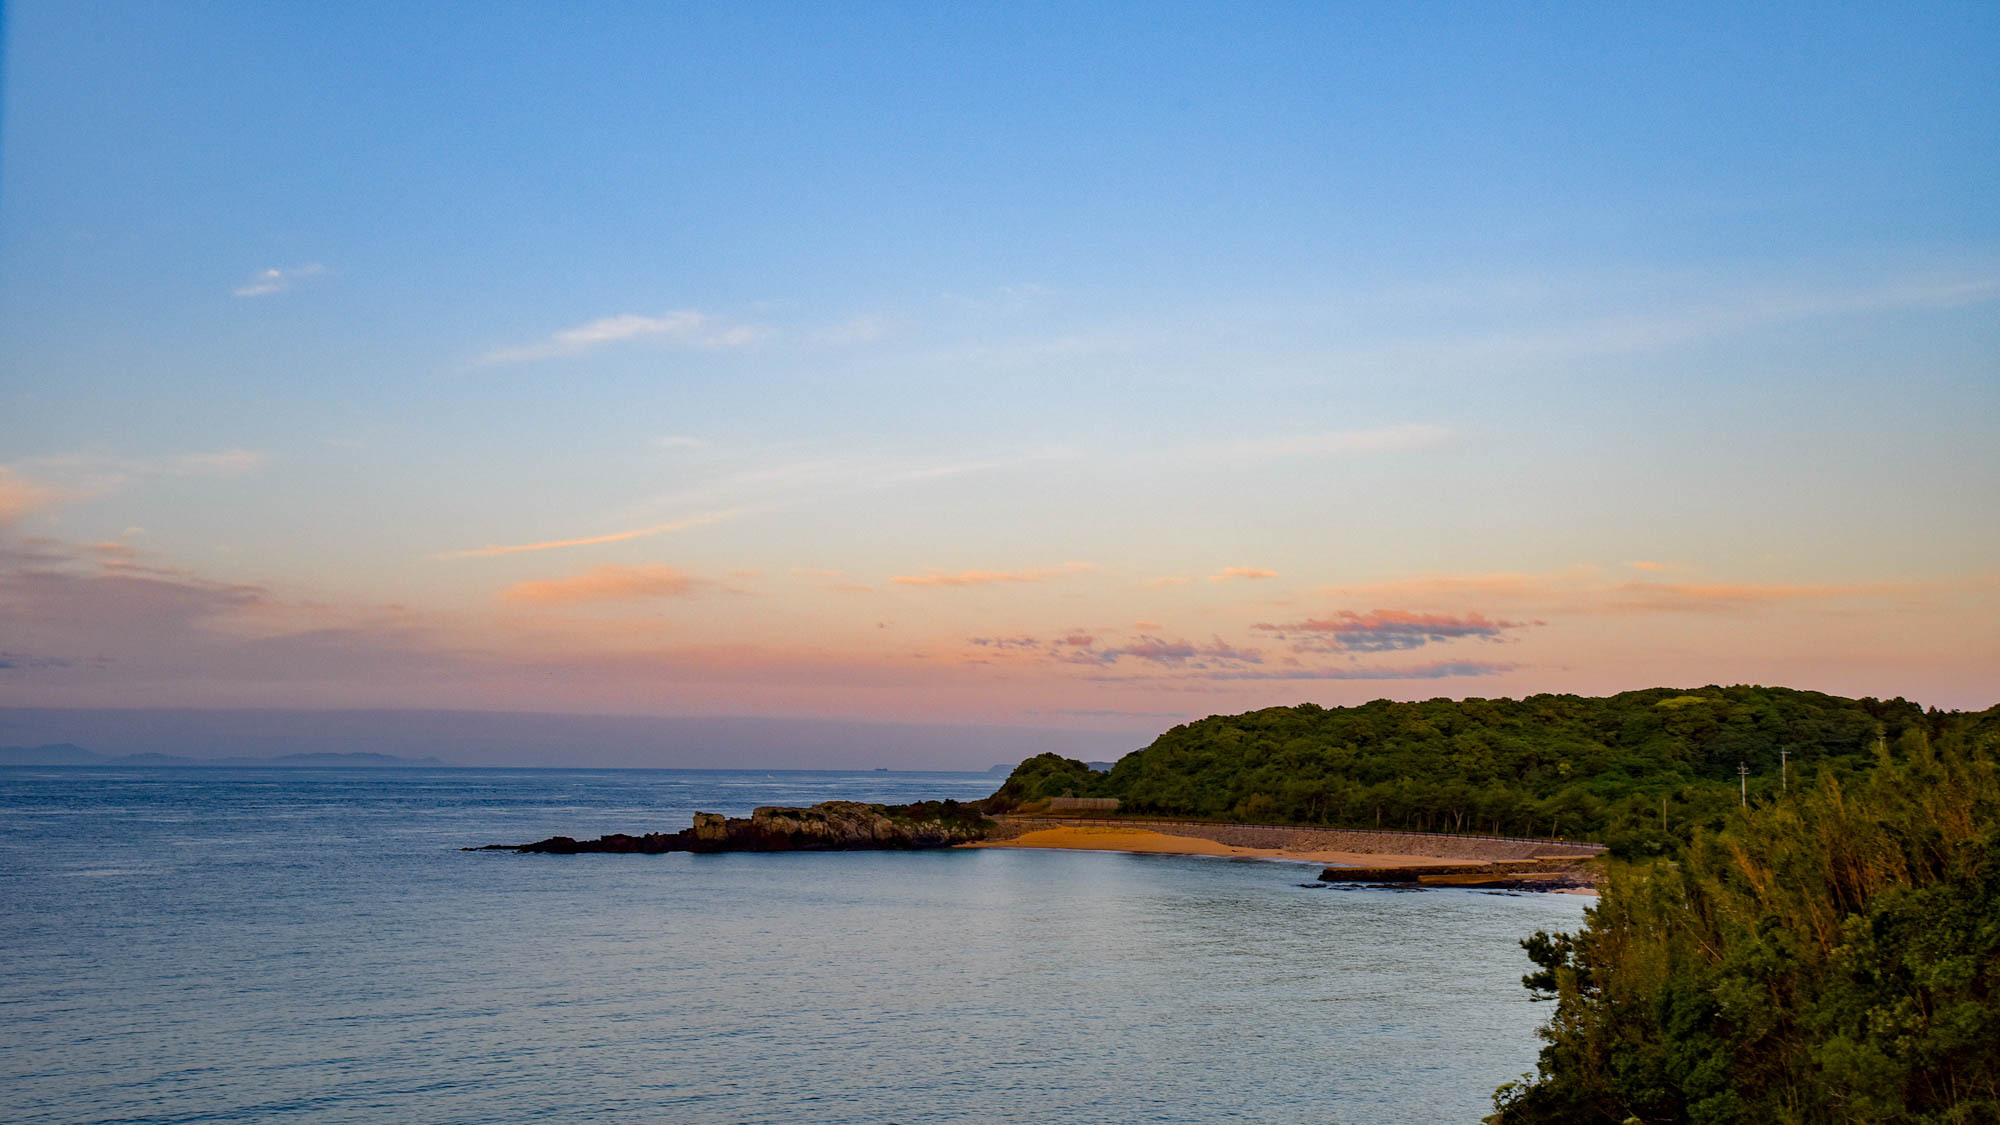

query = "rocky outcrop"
[[695, 801, 992, 850], [469, 799, 993, 855]]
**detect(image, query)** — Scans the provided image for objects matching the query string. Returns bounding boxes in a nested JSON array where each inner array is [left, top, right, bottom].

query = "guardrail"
[[995, 813, 1607, 852]]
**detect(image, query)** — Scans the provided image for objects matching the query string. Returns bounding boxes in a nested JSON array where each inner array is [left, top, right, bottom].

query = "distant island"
[[0, 743, 455, 769]]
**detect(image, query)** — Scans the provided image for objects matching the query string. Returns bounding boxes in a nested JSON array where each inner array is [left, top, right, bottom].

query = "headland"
[[471, 799, 990, 854]]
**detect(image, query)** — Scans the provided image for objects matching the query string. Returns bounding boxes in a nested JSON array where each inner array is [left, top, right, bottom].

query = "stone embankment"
[[471, 800, 991, 854]]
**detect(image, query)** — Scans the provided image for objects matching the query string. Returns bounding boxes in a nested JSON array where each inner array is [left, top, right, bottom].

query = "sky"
[[2, 3, 1997, 764]]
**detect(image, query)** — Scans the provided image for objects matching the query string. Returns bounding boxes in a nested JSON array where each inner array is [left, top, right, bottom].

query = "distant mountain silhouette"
[[0, 744, 454, 768], [0, 706, 1140, 769]]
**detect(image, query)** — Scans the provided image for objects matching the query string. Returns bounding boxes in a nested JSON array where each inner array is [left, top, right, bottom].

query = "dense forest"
[[990, 686, 2000, 1122], [1494, 733, 1999, 1123], [990, 686, 1998, 859]]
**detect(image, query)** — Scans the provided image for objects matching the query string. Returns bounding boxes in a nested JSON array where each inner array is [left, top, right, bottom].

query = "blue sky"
[[2, 2, 1996, 753]]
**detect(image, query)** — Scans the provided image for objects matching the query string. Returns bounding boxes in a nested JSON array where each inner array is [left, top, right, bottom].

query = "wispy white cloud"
[[634, 446, 1080, 519], [474, 310, 763, 367], [438, 446, 1076, 566], [437, 509, 742, 560], [0, 449, 269, 516], [233, 263, 324, 298]]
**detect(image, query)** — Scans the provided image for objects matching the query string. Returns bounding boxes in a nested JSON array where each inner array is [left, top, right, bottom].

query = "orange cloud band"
[[502, 564, 702, 604]]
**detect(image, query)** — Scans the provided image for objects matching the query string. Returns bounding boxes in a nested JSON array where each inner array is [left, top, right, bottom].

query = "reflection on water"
[[0, 767, 1584, 1123]]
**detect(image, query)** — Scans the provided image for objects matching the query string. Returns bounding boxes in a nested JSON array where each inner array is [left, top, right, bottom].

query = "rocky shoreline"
[[1316, 856, 1602, 892], [471, 803, 1602, 891], [468, 799, 992, 854]]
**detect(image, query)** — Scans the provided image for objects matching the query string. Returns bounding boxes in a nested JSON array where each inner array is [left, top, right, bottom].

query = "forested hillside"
[[992, 686, 2000, 1122], [1493, 733, 2000, 1123], [991, 687, 1999, 857]]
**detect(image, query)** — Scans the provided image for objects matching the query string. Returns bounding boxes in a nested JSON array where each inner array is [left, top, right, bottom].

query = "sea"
[[0, 767, 1588, 1124]]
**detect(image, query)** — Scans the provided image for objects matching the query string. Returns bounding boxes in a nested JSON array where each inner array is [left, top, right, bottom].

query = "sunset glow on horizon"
[[3, 3, 1996, 757]]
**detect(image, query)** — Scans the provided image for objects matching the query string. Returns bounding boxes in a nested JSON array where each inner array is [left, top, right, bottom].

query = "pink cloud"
[[1321, 569, 1931, 617], [968, 635, 1043, 651], [1209, 566, 1278, 582], [442, 510, 740, 559], [1252, 609, 1528, 652], [892, 563, 1091, 588], [1091, 635, 1264, 668], [1606, 581, 1888, 612], [0, 469, 69, 526], [1322, 571, 1561, 602], [502, 565, 705, 604], [1087, 659, 1514, 683], [960, 631, 1262, 670]]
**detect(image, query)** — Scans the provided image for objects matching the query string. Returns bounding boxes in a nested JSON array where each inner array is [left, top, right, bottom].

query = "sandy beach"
[[960, 824, 1471, 869]]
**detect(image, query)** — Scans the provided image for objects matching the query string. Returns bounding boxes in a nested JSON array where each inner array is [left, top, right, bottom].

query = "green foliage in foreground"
[[992, 687, 1997, 858], [990, 688, 2000, 1121], [1493, 731, 2000, 1124]]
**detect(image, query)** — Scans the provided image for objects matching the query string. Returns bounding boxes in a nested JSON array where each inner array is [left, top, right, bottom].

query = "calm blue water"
[[0, 767, 1584, 1124]]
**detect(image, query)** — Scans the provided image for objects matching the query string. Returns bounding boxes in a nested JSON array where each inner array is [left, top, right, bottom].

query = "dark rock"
[[469, 799, 993, 854]]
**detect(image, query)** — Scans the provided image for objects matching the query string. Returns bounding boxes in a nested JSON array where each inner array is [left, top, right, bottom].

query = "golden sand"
[[960, 824, 1466, 868]]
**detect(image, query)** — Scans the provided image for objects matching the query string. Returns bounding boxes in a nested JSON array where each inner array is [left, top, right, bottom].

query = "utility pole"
[[1780, 748, 1790, 794], [1739, 762, 1749, 808], [1661, 792, 1668, 832]]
